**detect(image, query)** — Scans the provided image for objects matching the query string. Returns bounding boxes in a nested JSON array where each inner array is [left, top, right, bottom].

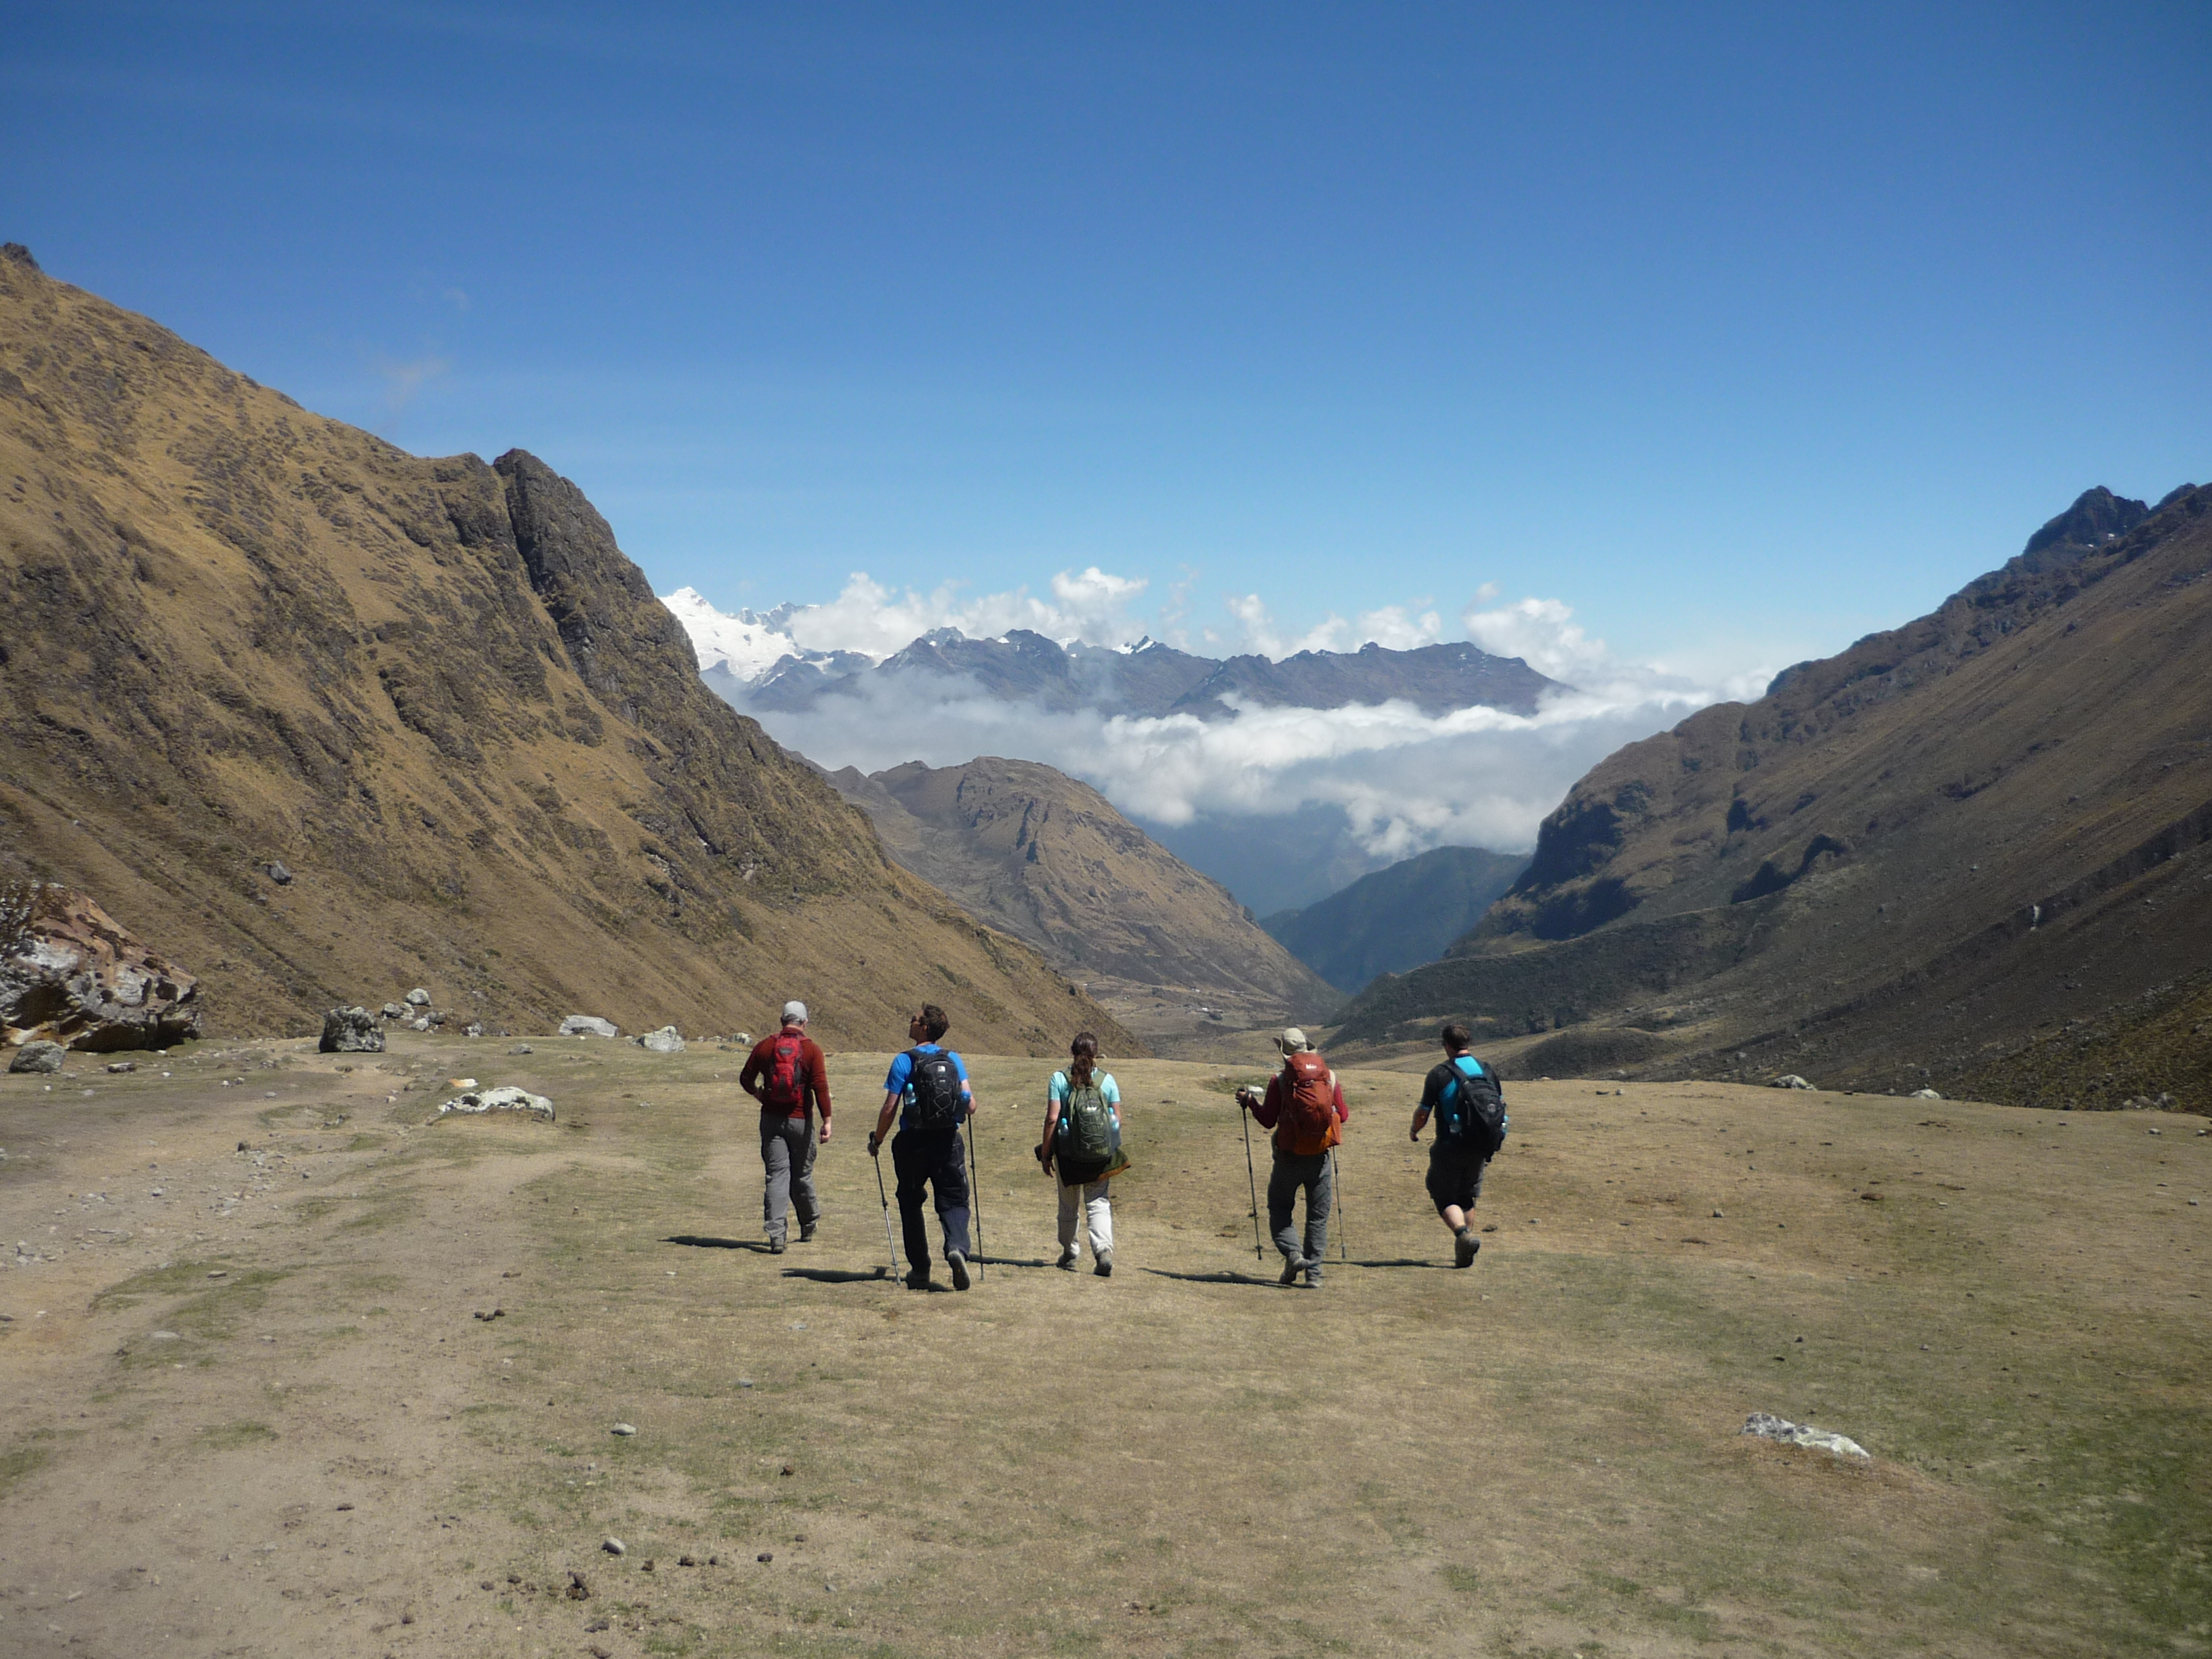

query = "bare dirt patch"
[[3, 1035, 2206, 1656]]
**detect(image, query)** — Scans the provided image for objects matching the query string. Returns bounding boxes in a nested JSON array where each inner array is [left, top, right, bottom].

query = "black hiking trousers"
[[891, 1126, 971, 1273]]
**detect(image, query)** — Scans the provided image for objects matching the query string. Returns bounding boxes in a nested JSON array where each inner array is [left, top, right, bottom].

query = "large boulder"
[[1, 883, 201, 1053], [7, 1039, 65, 1073], [559, 1015, 619, 1038], [434, 1084, 555, 1122], [637, 1025, 685, 1054], [319, 1006, 386, 1054]]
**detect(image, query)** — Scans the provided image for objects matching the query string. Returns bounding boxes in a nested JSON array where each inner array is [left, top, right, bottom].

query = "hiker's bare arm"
[[1410, 1107, 1428, 1142], [869, 1091, 899, 1154]]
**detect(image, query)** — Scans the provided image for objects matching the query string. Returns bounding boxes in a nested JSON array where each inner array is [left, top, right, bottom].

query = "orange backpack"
[[1280, 1051, 1340, 1154]]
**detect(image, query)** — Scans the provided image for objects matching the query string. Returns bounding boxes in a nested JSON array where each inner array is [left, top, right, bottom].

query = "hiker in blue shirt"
[[1409, 1022, 1507, 1269], [868, 1003, 977, 1290]]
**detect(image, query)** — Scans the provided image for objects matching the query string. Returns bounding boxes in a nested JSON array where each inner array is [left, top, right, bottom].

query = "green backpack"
[[1059, 1075, 1116, 1165]]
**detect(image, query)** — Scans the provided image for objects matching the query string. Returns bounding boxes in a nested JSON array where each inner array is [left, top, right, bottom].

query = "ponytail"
[[1067, 1030, 1098, 1090]]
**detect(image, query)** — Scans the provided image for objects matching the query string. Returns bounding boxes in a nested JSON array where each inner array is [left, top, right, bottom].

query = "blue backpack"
[[1436, 1054, 1508, 1158]]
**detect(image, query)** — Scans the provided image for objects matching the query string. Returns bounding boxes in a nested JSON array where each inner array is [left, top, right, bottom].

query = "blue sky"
[[5, 1, 2208, 682]]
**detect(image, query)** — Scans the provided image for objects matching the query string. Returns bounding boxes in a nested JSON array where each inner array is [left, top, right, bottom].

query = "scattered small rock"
[[559, 1015, 619, 1039], [780, 1463, 794, 1476], [149, 1330, 180, 1342], [266, 861, 293, 886], [757, 1552, 773, 1563], [473, 1308, 504, 1322], [8, 1040, 66, 1074], [1910, 1088, 1944, 1101], [411, 1017, 432, 1032], [106, 1060, 136, 1073], [637, 1025, 686, 1054], [565, 1572, 591, 1600], [405, 988, 431, 1007], [678, 1554, 697, 1567], [600, 1537, 626, 1556], [1713, 1208, 1725, 1218], [464, 1021, 483, 1038], [1742, 1410, 1870, 1460], [335, 1502, 353, 1511], [381, 1003, 405, 1019], [1773, 1075, 1812, 1090], [611, 1422, 638, 1437]]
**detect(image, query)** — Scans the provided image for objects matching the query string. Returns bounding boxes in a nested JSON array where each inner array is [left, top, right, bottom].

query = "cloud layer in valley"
[[670, 568, 1773, 870]]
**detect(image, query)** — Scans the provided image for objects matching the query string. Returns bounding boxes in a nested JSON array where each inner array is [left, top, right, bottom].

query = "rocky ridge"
[[825, 756, 1343, 1048], [0, 247, 1135, 1054], [1332, 485, 2212, 1110]]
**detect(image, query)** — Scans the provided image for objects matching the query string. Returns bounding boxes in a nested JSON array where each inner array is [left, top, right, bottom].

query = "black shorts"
[[1426, 1142, 1488, 1215]]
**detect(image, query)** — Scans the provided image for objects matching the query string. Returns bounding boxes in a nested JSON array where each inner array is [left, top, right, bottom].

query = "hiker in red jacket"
[[740, 1000, 833, 1254], [1237, 1027, 1348, 1288]]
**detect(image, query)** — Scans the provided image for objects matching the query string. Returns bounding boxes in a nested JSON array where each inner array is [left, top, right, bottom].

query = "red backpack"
[[762, 1035, 808, 1110], [1280, 1051, 1340, 1154]]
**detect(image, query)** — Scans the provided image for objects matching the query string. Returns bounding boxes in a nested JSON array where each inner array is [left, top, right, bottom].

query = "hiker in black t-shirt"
[[1410, 1022, 1506, 1269]]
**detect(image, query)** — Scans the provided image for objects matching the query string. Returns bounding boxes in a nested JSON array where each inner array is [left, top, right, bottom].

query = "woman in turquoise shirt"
[[1037, 1030, 1122, 1277]]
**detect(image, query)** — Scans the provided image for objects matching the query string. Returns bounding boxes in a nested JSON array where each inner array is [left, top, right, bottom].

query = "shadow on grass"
[[663, 1235, 770, 1252], [780, 1267, 895, 1284], [1142, 1267, 1288, 1288]]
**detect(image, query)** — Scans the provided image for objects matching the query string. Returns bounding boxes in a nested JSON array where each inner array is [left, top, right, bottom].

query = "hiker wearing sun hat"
[[740, 1000, 834, 1254], [1236, 1027, 1349, 1287]]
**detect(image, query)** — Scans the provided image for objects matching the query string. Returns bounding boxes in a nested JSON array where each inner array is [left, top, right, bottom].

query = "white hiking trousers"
[[1057, 1176, 1113, 1260]]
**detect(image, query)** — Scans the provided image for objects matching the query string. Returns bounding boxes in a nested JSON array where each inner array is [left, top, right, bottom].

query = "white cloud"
[[1222, 593, 1349, 658], [741, 671, 1727, 859], [670, 581, 1778, 861]]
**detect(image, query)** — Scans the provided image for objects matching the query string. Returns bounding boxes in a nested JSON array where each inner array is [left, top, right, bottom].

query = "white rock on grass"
[[434, 1086, 555, 1123], [1742, 1411, 1870, 1460], [1910, 1088, 1944, 1100], [405, 988, 431, 1007], [559, 1015, 619, 1039], [637, 1025, 685, 1054], [1772, 1074, 1812, 1090]]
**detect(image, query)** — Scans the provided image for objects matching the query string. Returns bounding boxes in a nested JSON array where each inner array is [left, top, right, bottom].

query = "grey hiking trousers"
[[760, 1109, 820, 1240], [1267, 1147, 1333, 1275]]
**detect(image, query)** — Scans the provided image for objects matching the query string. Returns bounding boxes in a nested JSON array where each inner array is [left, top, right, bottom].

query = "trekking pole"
[[1239, 1097, 1263, 1261], [1329, 1147, 1348, 1262], [963, 1110, 985, 1281], [873, 1147, 900, 1279]]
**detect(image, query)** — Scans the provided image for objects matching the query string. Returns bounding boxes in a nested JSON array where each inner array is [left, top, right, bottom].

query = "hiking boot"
[[947, 1251, 972, 1292], [798, 1223, 818, 1244], [1094, 1250, 1113, 1278], [1454, 1227, 1479, 1269], [1304, 1266, 1324, 1288], [904, 1268, 932, 1291], [1279, 1254, 1306, 1286], [1057, 1247, 1080, 1271], [769, 1233, 787, 1256]]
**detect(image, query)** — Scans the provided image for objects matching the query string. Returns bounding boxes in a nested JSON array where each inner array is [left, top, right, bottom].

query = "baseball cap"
[[782, 1000, 808, 1024]]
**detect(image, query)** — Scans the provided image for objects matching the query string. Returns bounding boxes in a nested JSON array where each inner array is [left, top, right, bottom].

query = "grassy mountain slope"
[[0, 245, 1134, 1054], [1261, 844, 1530, 993], [825, 756, 1343, 1046], [1331, 485, 2212, 1109]]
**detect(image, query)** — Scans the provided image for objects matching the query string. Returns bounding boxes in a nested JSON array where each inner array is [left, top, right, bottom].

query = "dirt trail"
[[3, 1034, 2207, 1658]]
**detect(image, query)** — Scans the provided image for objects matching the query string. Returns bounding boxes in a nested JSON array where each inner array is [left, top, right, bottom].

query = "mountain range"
[[668, 590, 1565, 721], [0, 245, 1135, 1054], [823, 756, 1342, 1050], [1332, 483, 2212, 1111]]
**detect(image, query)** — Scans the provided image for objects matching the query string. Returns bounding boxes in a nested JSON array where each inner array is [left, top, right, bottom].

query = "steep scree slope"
[[1333, 485, 2212, 1108], [0, 246, 1134, 1053]]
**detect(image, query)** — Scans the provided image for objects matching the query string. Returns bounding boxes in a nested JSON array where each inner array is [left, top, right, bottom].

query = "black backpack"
[[905, 1048, 965, 1130], [1436, 1054, 1508, 1158]]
